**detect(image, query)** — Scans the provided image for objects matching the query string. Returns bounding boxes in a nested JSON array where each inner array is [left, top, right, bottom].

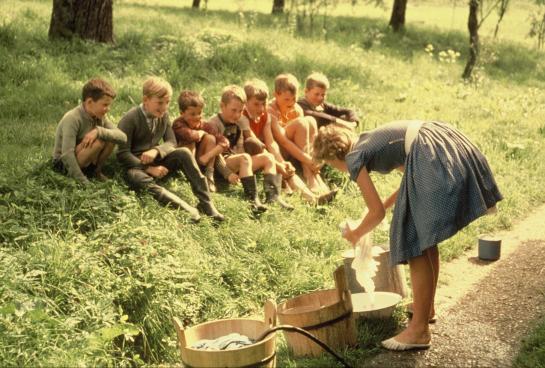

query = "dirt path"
[[360, 205, 545, 368]]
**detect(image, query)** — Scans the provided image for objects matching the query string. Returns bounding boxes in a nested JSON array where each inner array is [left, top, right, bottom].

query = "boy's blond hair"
[[220, 85, 247, 105], [313, 125, 355, 161], [274, 73, 299, 95], [305, 72, 330, 90], [178, 90, 204, 112], [143, 76, 173, 99], [243, 79, 269, 101]]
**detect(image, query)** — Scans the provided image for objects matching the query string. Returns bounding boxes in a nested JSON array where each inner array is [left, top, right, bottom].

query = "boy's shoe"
[[264, 173, 294, 211], [241, 175, 268, 213], [197, 202, 225, 222], [316, 188, 338, 206]]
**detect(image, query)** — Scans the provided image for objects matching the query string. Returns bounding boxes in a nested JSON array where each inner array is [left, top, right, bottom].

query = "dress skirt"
[[390, 122, 503, 265]]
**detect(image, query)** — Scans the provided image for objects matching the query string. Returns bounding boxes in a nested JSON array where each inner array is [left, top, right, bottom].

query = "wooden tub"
[[173, 300, 277, 367], [277, 266, 357, 357]]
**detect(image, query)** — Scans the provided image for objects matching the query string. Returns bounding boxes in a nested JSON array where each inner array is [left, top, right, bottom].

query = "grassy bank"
[[1, 0, 544, 366]]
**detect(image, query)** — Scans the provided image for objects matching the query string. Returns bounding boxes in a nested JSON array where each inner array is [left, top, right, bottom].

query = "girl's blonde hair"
[[143, 76, 173, 99], [313, 125, 355, 161]]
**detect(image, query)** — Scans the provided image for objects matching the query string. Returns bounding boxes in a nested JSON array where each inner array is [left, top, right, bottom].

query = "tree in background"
[[389, 0, 407, 32], [49, 0, 113, 43], [529, 0, 545, 49], [463, 0, 479, 79], [192, 0, 201, 9], [272, 0, 286, 14]]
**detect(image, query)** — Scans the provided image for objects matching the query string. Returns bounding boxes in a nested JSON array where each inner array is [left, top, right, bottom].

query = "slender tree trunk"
[[389, 0, 407, 32], [192, 0, 201, 8], [463, 0, 479, 79], [49, 0, 113, 43], [272, 0, 285, 14]]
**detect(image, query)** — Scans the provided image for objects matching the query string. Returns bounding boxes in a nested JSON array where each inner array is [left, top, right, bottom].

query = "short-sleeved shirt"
[[267, 99, 304, 128], [345, 121, 411, 181], [241, 109, 269, 142]]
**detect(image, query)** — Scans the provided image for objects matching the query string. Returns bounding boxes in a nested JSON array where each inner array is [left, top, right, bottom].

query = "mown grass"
[[1, 0, 544, 366]]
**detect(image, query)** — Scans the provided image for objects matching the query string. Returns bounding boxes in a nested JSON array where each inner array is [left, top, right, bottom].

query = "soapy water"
[[340, 219, 380, 306]]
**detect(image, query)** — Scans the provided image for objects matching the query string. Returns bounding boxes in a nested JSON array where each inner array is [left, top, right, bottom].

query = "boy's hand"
[[80, 129, 99, 150], [227, 173, 240, 185], [284, 162, 296, 175], [140, 149, 159, 165], [335, 118, 357, 130], [145, 165, 169, 178], [218, 139, 230, 151]]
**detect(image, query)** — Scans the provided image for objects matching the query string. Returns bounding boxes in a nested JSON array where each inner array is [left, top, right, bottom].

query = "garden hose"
[[255, 324, 353, 368]]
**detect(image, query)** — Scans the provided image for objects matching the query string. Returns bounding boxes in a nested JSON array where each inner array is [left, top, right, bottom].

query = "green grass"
[[514, 314, 545, 368], [1, 0, 544, 366]]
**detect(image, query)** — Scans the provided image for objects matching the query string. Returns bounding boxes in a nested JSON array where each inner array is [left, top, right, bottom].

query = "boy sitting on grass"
[[268, 73, 334, 196], [117, 77, 224, 222], [297, 72, 359, 130], [205, 85, 286, 212], [52, 78, 127, 184], [172, 90, 228, 193], [242, 79, 335, 206]]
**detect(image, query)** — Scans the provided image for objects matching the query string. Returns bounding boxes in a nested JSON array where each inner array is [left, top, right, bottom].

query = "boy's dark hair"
[[82, 78, 116, 101], [178, 90, 205, 112]]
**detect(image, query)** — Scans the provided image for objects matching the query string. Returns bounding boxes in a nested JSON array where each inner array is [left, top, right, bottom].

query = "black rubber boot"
[[152, 185, 201, 222], [241, 175, 268, 213], [263, 173, 294, 211], [192, 177, 225, 222], [204, 166, 216, 193]]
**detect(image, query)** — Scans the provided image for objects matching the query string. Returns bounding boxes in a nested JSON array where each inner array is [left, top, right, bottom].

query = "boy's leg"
[[94, 141, 115, 180], [227, 154, 267, 212], [197, 135, 221, 192], [225, 154, 253, 178], [126, 167, 201, 222], [161, 148, 224, 221], [251, 151, 276, 175], [76, 139, 106, 169]]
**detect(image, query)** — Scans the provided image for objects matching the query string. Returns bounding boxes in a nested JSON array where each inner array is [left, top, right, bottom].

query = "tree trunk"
[[463, 0, 479, 79], [272, 0, 285, 14], [192, 0, 201, 8], [389, 0, 407, 32], [49, 0, 113, 43]]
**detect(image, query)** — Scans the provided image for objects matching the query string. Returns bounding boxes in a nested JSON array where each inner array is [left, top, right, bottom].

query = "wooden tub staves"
[[173, 300, 277, 368], [276, 265, 357, 357]]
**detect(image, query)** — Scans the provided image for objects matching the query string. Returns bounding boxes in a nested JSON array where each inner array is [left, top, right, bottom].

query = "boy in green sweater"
[[52, 78, 127, 184], [117, 77, 224, 222]]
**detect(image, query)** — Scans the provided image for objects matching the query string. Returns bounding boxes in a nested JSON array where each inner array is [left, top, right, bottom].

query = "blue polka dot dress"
[[345, 121, 503, 265]]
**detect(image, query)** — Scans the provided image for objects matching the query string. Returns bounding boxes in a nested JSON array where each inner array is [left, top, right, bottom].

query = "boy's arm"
[[263, 115, 285, 163], [116, 114, 144, 169], [96, 118, 128, 144], [59, 119, 89, 184], [270, 117, 313, 166], [323, 101, 359, 124], [172, 120, 202, 144]]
